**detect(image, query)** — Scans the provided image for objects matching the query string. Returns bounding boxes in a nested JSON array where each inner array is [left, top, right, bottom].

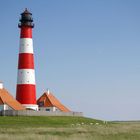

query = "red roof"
[[37, 91, 70, 112], [0, 88, 25, 110]]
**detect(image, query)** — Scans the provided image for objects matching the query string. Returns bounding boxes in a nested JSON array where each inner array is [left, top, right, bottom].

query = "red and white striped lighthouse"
[[16, 9, 38, 110]]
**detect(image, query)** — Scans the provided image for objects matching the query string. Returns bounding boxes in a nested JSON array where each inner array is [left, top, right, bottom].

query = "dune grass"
[[0, 116, 140, 140]]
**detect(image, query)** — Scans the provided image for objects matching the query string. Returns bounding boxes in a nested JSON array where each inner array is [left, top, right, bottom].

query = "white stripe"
[[19, 38, 33, 54], [17, 69, 35, 84]]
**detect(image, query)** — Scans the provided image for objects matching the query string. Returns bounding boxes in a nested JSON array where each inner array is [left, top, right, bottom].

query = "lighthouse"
[[16, 9, 38, 110]]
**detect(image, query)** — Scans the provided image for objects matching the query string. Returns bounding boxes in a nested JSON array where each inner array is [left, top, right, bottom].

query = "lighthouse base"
[[22, 104, 38, 111]]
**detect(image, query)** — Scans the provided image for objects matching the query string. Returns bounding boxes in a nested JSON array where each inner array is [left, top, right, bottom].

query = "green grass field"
[[0, 116, 140, 140]]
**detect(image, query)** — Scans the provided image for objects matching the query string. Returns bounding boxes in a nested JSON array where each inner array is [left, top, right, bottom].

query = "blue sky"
[[0, 0, 140, 120]]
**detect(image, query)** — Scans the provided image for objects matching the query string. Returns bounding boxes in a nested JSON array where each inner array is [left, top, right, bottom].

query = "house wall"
[[0, 104, 13, 111], [39, 107, 60, 112], [4, 104, 13, 110]]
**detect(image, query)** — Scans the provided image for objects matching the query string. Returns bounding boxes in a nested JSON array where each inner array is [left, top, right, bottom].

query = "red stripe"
[[20, 26, 32, 38], [18, 53, 34, 69], [16, 84, 36, 104]]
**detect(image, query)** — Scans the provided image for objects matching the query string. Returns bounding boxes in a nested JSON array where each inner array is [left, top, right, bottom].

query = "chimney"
[[0, 82, 3, 89], [47, 89, 50, 95]]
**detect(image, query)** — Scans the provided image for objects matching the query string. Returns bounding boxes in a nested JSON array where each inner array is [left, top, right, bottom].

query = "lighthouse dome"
[[18, 8, 34, 28]]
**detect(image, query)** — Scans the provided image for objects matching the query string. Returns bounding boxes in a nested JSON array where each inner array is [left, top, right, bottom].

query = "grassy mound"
[[0, 116, 101, 128]]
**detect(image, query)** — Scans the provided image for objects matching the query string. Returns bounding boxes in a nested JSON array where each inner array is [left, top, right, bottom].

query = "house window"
[[46, 109, 50, 111], [38, 101, 44, 107], [0, 105, 4, 111]]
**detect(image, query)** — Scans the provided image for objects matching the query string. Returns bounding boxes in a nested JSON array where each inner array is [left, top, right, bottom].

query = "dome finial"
[[24, 8, 30, 14]]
